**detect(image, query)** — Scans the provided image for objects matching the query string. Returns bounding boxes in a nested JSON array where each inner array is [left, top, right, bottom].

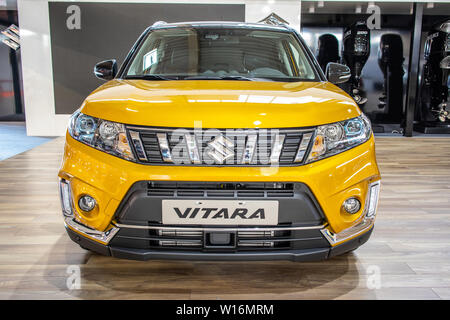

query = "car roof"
[[150, 21, 292, 32]]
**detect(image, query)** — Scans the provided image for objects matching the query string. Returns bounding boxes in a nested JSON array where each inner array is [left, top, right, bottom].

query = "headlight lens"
[[68, 110, 135, 161], [307, 114, 371, 162]]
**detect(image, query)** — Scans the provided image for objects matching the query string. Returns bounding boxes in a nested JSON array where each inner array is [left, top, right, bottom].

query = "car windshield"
[[124, 27, 318, 82]]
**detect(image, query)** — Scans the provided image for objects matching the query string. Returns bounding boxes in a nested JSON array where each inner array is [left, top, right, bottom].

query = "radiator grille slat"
[[113, 224, 325, 251], [147, 181, 295, 198]]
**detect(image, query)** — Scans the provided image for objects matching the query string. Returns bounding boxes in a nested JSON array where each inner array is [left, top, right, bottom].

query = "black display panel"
[[48, 2, 245, 114], [301, 1, 416, 134]]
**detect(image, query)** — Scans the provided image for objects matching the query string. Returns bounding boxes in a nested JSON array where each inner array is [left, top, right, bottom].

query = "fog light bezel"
[[321, 180, 381, 246], [78, 194, 97, 212], [59, 177, 118, 245], [342, 197, 361, 214]]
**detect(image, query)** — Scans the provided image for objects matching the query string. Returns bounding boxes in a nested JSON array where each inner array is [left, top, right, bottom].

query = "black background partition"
[[48, 2, 245, 114], [301, 1, 450, 136], [301, 1, 415, 135]]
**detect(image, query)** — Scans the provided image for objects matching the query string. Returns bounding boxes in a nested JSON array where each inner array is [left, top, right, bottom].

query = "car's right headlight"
[[307, 114, 372, 163], [68, 110, 135, 161]]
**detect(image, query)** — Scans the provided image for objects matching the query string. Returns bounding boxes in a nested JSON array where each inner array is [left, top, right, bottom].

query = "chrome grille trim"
[[270, 133, 285, 164], [129, 130, 148, 161], [112, 223, 326, 232], [159, 240, 202, 247], [241, 133, 258, 164], [184, 133, 201, 164], [156, 133, 172, 162], [295, 132, 313, 162], [238, 230, 275, 238], [238, 241, 274, 247], [157, 230, 203, 237]]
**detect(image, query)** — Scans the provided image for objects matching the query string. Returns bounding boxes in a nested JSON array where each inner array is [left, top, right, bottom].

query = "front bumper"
[[59, 133, 380, 261], [62, 179, 380, 261], [65, 223, 373, 262]]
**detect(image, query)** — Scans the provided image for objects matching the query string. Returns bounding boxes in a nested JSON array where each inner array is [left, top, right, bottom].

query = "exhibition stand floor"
[[0, 137, 449, 299]]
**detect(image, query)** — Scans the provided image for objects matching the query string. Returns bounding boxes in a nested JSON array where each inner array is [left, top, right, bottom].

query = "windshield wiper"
[[124, 75, 178, 81], [183, 75, 257, 81], [126, 74, 273, 81], [219, 75, 254, 81]]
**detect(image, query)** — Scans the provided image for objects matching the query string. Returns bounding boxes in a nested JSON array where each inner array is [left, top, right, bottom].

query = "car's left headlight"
[[68, 110, 135, 161], [307, 114, 372, 163]]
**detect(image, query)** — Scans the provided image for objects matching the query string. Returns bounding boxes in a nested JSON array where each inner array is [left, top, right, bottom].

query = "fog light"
[[78, 195, 96, 212], [343, 197, 361, 214]]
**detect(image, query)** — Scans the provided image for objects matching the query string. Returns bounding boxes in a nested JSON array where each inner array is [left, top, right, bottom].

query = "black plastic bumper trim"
[[110, 246, 330, 262], [66, 226, 112, 256], [65, 226, 373, 262]]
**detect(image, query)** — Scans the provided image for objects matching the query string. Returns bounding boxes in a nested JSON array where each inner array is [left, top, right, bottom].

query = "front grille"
[[152, 226, 290, 250], [147, 181, 295, 198], [127, 126, 314, 166]]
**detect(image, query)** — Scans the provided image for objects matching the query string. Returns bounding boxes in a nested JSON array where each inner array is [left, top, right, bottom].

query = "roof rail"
[[152, 21, 167, 27]]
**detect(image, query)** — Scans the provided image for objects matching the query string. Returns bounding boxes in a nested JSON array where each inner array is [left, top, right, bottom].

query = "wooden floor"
[[0, 136, 450, 299]]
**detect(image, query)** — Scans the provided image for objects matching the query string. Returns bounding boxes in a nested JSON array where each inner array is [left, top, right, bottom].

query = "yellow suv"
[[59, 22, 380, 261]]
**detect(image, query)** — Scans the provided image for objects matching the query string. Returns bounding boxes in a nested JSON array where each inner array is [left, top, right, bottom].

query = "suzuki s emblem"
[[206, 135, 235, 164]]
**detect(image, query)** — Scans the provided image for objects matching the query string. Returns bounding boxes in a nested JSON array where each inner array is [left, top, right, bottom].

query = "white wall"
[[18, 0, 300, 136], [18, 0, 65, 136]]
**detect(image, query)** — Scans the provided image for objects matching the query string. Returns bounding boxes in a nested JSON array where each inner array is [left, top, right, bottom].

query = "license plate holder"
[[162, 199, 279, 225]]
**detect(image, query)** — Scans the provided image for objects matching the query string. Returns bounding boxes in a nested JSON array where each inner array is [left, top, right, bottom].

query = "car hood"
[[81, 79, 361, 128]]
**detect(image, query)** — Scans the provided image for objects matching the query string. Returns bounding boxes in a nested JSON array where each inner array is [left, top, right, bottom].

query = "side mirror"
[[94, 59, 117, 81], [325, 62, 351, 84]]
